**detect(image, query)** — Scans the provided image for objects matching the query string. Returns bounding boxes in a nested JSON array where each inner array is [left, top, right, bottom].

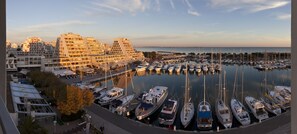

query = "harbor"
[[70, 54, 291, 132]]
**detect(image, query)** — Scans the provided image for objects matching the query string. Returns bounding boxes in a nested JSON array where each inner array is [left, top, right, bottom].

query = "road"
[[85, 104, 290, 134]]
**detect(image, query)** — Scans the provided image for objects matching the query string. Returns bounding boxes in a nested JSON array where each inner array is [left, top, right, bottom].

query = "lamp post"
[[85, 114, 91, 134]]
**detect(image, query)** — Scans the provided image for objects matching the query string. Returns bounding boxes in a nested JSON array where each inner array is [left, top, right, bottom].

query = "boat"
[[180, 64, 194, 128], [147, 64, 155, 71], [168, 66, 175, 73], [110, 65, 135, 115], [274, 86, 291, 101], [158, 99, 178, 125], [136, 65, 147, 72], [155, 63, 163, 72], [275, 86, 291, 94], [162, 64, 169, 71], [182, 64, 188, 73], [98, 87, 124, 105], [135, 86, 168, 120], [269, 90, 290, 110], [175, 64, 181, 73], [209, 50, 215, 73], [189, 64, 195, 72], [230, 68, 251, 126], [110, 94, 135, 115], [215, 51, 222, 72], [202, 64, 208, 72], [245, 96, 269, 122], [260, 96, 281, 115], [260, 71, 281, 116], [195, 64, 201, 73], [197, 75, 213, 130], [215, 71, 232, 129]]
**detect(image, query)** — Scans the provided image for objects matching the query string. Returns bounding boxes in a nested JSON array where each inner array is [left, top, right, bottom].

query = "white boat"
[[197, 75, 213, 130], [111, 94, 135, 115], [245, 96, 269, 122], [155, 64, 162, 72], [189, 64, 195, 72], [195, 64, 201, 73], [147, 65, 155, 71], [260, 71, 282, 116], [209, 51, 215, 73], [274, 86, 291, 101], [260, 96, 281, 116], [269, 91, 290, 110], [230, 99, 251, 126], [180, 64, 194, 128], [208, 64, 215, 73], [175, 64, 181, 73], [230, 69, 251, 126], [98, 87, 124, 105], [182, 64, 188, 73], [162, 64, 169, 71], [135, 86, 168, 120], [215, 71, 232, 129], [136, 65, 147, 72], [158, 99, 178, 125], [215, 64, 222, 72], [202, 64, 208, 72], [168, 66, 175, 73]]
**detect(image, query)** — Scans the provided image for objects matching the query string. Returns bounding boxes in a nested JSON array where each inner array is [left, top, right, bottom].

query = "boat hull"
[[180, 103, 194, 128], [135, 91, 168, 120]]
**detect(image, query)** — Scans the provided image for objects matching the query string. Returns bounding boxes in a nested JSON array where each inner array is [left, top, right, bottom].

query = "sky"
[[7, 0, 291, 47]]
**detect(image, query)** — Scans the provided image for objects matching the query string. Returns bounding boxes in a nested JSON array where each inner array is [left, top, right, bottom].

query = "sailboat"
[[94, 55, 109, 102], [260, 70, 281, 115], [215, 51, 222, 72], [180, 63, 194, 128], [197, 75, 213, 130], [209, 50, 215, 74], [98, 66, 124, 106], [230, 68, 251, 126], [215, 71, 232, 129], [110, 64, 135, 115]]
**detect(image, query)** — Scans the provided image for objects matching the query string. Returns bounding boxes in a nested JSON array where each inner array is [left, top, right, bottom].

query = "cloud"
[[209, 0, 290, 13], [276, 13, 291, 20], [92, 3, 122, 13], [188, 10, 200, 16], [87, 0, 152, 15], [250, 1, 289, 12], [169, 0, 175, 9], [26, 20, 95, 30], [184, 0, 200, 16]]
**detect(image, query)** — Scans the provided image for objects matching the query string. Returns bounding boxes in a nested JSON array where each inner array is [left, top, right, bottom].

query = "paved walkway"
[[85, 104, 290, 134]]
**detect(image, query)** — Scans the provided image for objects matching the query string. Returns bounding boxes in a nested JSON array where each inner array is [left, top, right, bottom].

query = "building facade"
[[6, 33, 144, 72]]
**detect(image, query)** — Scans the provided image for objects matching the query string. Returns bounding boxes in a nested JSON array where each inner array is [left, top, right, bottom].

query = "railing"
[[0, 98, 20, 134]]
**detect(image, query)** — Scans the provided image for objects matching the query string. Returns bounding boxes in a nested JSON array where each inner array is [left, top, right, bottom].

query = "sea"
[[135, 47, 291, 54]]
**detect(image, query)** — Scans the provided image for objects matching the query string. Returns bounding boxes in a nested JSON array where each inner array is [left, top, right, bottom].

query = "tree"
[[18, 116, 47, 134], [82, 89, 95, 106], [57, 86, 94, 115]]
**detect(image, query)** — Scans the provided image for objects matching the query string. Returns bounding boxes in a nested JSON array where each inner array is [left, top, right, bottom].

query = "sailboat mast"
[[185, 63, 188, 105], [233, 68, 238, 98], [223, 71, 226, 103], [204, 75, 206, 105], [241, 71, 244, 103], [125, 64, 128, 96], [105, 52, 107, 88]]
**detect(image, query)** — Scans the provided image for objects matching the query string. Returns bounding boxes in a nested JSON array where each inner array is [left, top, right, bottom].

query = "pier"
[[85, 103, 290, 134]]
